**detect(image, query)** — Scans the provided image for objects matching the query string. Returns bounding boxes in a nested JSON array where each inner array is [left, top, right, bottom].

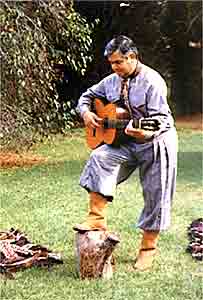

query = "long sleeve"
[[77, 80, 106, 117], [145, 78, 174, 131]]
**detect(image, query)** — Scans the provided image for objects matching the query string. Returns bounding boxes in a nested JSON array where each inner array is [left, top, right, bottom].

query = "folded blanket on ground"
[[0, 228, 63, 279], [186, 218, 203, 261]]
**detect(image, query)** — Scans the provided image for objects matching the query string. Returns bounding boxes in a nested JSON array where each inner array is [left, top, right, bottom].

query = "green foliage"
[[0, 0, 95, 150], [36, 0, 96, 75], [75, 1, 202, 115]]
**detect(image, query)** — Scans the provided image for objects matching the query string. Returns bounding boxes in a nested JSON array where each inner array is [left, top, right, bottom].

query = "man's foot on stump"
[[73, 222, 107, 232]]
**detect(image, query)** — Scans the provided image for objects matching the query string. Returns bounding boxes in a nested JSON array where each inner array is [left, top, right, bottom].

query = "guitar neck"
[[103, 119, 129, 129], [103, 118, 141, 129]]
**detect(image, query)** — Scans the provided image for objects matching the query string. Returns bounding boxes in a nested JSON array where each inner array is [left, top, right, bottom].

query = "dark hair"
[[104, 35, 139, 58]]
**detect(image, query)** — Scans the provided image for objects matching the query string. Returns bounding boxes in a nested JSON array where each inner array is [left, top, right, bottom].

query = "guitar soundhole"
[[93, 128, 96, 137], [103, 118, 108, 129]]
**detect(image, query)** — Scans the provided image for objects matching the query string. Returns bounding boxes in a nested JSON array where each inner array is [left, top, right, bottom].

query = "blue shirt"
[[77, 63, 174, 133]]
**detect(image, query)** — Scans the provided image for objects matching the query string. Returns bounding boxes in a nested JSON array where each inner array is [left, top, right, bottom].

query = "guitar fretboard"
[[103, 119, 130, 129]]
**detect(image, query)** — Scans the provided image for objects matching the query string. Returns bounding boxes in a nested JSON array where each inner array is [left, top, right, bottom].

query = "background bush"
[[0, 0, 96, 151]]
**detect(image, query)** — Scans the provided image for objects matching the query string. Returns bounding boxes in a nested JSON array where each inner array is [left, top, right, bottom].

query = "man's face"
[[108, 50, 137, 78]]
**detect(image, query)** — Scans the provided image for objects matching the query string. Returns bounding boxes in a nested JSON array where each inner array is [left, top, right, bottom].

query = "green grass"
[[0, 128, 203, 300]]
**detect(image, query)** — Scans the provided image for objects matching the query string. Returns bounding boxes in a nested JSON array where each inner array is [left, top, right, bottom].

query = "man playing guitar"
[[74, 35, 178, 272]]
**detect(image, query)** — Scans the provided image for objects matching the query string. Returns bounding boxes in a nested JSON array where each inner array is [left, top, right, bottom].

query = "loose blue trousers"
[[79, 128, 178, 231]]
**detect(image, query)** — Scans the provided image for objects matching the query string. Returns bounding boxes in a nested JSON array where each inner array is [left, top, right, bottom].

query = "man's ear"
[[129, 52, 137, 60]]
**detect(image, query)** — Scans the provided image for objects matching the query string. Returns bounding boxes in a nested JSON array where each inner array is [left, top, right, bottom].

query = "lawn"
[[0, 128, 202, 300]]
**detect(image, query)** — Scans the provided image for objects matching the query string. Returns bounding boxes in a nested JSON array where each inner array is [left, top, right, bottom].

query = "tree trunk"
[[171, 46, 202, 115]]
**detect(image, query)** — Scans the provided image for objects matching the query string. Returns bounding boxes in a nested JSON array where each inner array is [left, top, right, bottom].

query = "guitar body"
[[86, 98, 130, 149], [85, 98, 161, 149]]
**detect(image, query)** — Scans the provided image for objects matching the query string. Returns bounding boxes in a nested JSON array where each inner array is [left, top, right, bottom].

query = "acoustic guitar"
[[86, 98, 160, 149]]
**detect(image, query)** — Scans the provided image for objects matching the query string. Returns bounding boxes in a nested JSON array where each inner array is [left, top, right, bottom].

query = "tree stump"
[[75, 230, 120, 280]]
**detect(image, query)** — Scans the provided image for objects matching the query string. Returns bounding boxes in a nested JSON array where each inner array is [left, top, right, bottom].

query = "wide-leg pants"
[[79, 128, 178, 231]]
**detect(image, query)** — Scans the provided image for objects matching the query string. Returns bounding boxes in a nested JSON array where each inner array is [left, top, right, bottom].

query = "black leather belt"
[[135, 137, 154, 144]]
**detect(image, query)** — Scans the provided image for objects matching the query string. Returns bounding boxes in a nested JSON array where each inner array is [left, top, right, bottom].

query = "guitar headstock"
[[133, 117, 161, 131]]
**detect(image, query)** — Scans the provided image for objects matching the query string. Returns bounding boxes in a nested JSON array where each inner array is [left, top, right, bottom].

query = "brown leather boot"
[[134, 230, 159, 271], [73, 192, 108, 231]]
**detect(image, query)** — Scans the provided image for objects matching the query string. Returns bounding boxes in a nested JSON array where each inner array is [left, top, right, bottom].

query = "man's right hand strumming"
[[83, 111, 102, 128]]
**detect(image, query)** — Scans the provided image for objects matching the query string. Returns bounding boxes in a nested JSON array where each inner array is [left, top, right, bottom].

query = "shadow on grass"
[[1, 159, 86, 179], [49, 256, 79, 279], [17, 256, 78, 280], [177, 152, 202, 184], [6, 150, 202, 175]]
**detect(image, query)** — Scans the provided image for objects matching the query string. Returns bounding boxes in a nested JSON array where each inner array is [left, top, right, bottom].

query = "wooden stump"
[[75, 230, 120, 280]]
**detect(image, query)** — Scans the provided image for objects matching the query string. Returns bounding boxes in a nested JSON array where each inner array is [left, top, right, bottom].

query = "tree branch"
[[186, 11, 202, 34]]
